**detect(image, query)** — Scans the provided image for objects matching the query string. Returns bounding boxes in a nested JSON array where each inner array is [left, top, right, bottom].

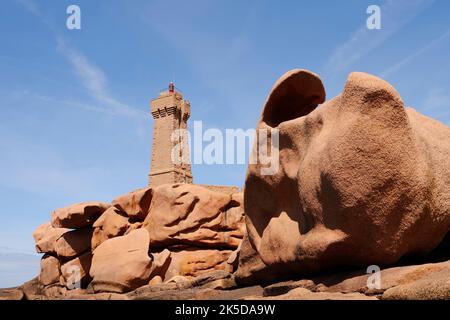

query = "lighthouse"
[[148, 82, 193, 187]]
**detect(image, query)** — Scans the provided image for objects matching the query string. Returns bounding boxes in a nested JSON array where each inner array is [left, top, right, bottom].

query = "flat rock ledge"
[[2, 259, 449, 300]]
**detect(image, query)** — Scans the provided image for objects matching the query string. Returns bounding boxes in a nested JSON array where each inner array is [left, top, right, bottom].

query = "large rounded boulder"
[[237, 69, 450, 283]]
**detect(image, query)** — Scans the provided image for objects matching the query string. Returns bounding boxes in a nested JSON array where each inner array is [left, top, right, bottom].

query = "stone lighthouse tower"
[[148, 82, 193, 187]]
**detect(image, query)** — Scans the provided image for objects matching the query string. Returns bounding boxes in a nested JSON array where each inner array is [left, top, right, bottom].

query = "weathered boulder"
[[148, 276, 163, 286], [33, 222, 52, 243], [39, 254, 61, 286], [188, 270, 236, 290], [35, 226, 69, 254], [143, 184, 245, 249], [42, 284, 67, 299], [235, 235, 281, 285], [0, 288, 24, 300], [60, 251, 93, 289], [163, 248, 234, 280], [91, 207, 130, 250], [314, 259, 450, 295], [55, 227, 93, 259], [111, 187, 152, 220], [241, 69, 450, 281], [149, 249, 172, 281], [257, 259, 450, 299], [51, 201, 110, 229], [382, 266, 450, 300], [89, 229, 154, 293]]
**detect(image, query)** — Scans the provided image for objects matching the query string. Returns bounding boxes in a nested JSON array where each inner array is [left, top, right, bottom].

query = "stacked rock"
[[33, 184, 245, 294]]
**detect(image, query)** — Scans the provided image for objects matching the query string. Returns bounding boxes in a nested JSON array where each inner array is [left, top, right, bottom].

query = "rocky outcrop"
[[28, 183, 244, 295], [6, 258, 448, 300], [240, 69, 450, 282], [0, 288, 24, 300], [33, 222, 53, 243], [5, 69, 449, 301]]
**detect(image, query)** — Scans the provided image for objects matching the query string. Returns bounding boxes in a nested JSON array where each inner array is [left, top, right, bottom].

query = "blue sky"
[[0, 0, 449, 287]]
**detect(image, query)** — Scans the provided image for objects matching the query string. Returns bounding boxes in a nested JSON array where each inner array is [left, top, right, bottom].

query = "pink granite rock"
[[51, 201, 110, 229], [90, 229, 154, 293], [143, 184, 245, 250], [55, 227, 93, 259], [111, 187, 153, 220], [239, 69, 450, 282], [39, 254, 61, 286], [91, 207, 130, 250]]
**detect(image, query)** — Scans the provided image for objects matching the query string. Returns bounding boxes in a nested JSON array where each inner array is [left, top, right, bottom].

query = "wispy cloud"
[[34, 92, 134, 116], [381, 28, 450, 78], [16, 0, 146, 119], [0, 248, 40, 288], [15, 0, 55, 30], [422, 88, 450, 120], [56, 38, 146, 118], [143, 0, 258, 107], [16, 0, 41, 17], [423, 88, 450, 109], [323, 0, 434, 76], [0, 132, 109, 199]]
